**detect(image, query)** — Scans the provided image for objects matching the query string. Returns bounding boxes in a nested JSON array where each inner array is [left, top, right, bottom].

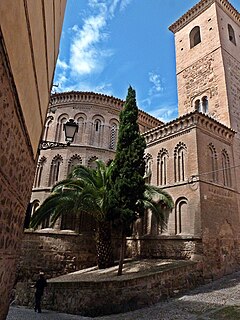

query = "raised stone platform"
[[44, 259, 203, 317]]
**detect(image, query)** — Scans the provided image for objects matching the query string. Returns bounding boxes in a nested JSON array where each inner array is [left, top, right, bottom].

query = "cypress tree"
[[109, 86, 146, 275]]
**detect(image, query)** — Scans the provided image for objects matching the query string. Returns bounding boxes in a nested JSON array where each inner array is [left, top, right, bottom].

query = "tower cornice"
[[169, 0, 240, 34]]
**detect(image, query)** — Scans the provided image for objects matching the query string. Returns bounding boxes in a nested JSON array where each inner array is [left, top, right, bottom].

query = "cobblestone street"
[[7, 271, 240, 320]]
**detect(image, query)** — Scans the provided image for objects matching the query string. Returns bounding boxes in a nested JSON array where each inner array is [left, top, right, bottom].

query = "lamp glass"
[[64, 119, 78, 143]]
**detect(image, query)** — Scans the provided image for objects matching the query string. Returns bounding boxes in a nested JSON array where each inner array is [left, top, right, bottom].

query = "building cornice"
[[143, 111, 235, 146], [169, 0, 240, 34], [49, 91, 162, 129]]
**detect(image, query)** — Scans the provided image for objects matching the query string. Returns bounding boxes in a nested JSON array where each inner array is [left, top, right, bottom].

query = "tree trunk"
[[117, 227, 126, 276], [96, 221, 114, 269]]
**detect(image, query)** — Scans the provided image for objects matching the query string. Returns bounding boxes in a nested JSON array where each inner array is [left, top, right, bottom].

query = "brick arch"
[[144, 153, 153, 184], [91, 115, 105, 147], [74, 113, 87, 144], [34, 156, 47, 188], [88, 156, 98, 169], [174, 197, 188, 235], [55, 113, 69, 142], [174, 142, 187, 183], [48, 154, 63, 186], [43, 116, 54, 140], [68, 154, 82, 175], [157, 148, 169, 186], [221, 149, 231, 187]]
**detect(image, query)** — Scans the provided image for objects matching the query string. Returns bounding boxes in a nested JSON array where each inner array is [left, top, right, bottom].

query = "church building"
[[26, 0, 240, 281], [142, 0, 240, 279]]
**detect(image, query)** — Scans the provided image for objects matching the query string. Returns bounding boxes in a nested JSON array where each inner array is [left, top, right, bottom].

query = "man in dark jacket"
[[34, 272, 47, 313]]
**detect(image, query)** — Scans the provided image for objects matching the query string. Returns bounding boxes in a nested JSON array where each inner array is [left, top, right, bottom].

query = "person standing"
[[34, 272, 47, 313]]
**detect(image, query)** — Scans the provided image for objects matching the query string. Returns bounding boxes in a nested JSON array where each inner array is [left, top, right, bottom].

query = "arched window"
[[208, 144, 218, 183], [228, 24, 236, 45], [48, 155, 63, 186], [194, 96, 209, 113], [75, 115, 86, 143], [109, 123, 118, 149], [68, 155, 82, 175], [88, 156, 98, 169], [190, 26, 201, 48], [31, 200, 50, 229], [95, 119, 101, 132], [175, 197, 188, 235], [91, 116, 104, 147], [195, 99, 201, 111], [202, 96, 208, 113], [174, 142, 187, 183], [144, 153, 153, 184], [43, 116, 53, 141], [34, 157, 46, 188], [222, 150, 231, 187], [55, 114, 68, 142], [157, 148, 169, 186]]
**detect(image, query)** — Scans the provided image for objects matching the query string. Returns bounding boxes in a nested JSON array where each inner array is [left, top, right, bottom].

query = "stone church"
[[23, 0, 240, 282]]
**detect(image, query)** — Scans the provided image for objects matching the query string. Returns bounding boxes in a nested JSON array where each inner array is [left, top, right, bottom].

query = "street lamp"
[[39, 119, 78, 150]]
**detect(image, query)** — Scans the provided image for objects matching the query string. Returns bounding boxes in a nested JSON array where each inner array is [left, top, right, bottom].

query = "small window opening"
[[95, 120, 100, 132], [228, 24, 236, 45], [195, 99, 200, 111], [190, 26, 201, 48], [202, 96, 208, 113]]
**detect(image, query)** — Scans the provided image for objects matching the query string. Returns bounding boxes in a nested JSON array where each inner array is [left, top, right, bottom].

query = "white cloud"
[[57, 58, 69, 70], [120, 0, 133, 11], [148, 72, 164, 95], [70, 13, 109, 75], [54, 0, 132, 93], [148, 104, 178, 122]]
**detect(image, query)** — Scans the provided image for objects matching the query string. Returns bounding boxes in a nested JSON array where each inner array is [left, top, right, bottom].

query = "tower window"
[[202, 96, 208, 113], [190, 26, 201, 48], [194, 96, 208, 113], [195, 99, 200, 111], [228, 24, 236, 45]]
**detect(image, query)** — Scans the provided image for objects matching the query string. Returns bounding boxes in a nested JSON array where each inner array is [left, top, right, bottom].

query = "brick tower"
[[169, 0, 240, 190], [169, 0, 240, 127]]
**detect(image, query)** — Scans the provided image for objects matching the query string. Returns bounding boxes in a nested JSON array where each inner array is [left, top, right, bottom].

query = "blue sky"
[[54, 0, 240, 122]]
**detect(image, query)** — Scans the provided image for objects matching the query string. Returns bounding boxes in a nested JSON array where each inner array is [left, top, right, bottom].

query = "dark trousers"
[[35, 292, 43, 312]]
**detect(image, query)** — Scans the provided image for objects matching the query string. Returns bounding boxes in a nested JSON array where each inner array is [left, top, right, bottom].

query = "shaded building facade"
[[0, 1, 66, 318]]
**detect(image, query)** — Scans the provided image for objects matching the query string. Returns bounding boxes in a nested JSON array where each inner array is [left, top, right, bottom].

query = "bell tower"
[[169, 0, 240, 131]]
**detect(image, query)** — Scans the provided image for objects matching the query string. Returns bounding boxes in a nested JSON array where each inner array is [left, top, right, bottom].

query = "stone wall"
[[129, 237, 203, 261], [0, 38, 36, 319], [16, 230, 123, 283], [17, 231, 97, 283], [15, 260, 202, 317], [43, 261, 202, 317]]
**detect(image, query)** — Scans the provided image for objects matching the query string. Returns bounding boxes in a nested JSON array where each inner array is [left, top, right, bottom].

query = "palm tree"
[[141, 184, 174, 228], [30, 160, 115, 269], [30, 160, 174, 272]]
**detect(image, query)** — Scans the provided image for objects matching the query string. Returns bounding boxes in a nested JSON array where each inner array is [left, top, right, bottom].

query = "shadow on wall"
[[14, 230, 97, 306]]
